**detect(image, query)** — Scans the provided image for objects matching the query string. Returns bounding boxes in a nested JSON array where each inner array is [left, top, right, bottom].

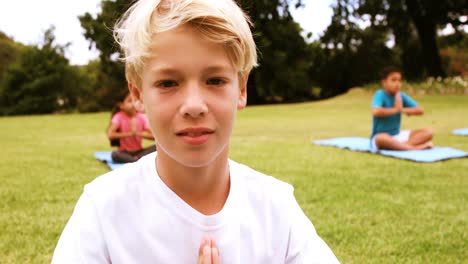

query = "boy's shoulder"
[[373, 89, 385, 96], [229, 160, 300, 223], [229, 160, 294, 201], [230, 160, 292, 187], [84, 153, 156, 204]]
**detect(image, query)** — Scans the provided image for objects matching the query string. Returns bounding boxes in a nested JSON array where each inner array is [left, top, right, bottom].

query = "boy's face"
[[130, 25, 246, 168], [381, 72, 402, 95]]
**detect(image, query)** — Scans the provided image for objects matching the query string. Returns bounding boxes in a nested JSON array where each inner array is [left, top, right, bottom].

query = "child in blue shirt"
[[371, 66, 433, 151]]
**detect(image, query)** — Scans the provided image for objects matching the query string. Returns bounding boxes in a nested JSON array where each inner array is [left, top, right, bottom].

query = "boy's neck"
[[383, 88, 397, 96], [155, 150, 231, 215]]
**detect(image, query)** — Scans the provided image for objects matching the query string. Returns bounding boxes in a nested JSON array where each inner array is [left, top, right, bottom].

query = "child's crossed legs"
[[373, 128, 433, 151]]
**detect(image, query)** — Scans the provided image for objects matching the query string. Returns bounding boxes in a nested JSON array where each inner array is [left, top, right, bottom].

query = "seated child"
[[107, 91, 155, 163], [52, 0, 339, 263], [371, 66, 433, 151]]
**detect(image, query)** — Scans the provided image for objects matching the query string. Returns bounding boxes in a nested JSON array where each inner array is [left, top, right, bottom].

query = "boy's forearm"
[[402, 106, 424, 116], [372, 107, 400, 117]]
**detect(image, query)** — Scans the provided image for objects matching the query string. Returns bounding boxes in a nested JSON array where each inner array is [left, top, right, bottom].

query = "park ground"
[[0, 89, 467, 263]]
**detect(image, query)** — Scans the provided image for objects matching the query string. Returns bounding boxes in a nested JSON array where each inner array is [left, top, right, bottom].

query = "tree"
[[355, 0, 467, 78], [238, 0, 315, 103], [0, 27, 81, 115], [74, 59, 122, 112], [0, 32, 23, 81], [315, 0, 398, 96], [79, 0, 133, 110]]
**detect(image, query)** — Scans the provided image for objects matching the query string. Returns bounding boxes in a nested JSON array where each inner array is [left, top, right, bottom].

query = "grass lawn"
[[0, 90, 467, 263]]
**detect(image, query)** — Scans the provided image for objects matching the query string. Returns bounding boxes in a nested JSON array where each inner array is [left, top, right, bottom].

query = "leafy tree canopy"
[[327, 0, 467, 78], [0, 31, 24, 81], [0, 27, 81, 115]]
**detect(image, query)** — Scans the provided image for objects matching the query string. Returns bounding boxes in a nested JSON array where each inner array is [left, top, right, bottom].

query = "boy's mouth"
[[176, 127, 214, 145], [176, 128, 214, 137]]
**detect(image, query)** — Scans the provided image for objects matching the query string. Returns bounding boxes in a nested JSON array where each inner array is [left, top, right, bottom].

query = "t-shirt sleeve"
[[401, 92, 418, 107], [111, 112, 122, 126], [285, 188, 340, 263], [51, 192, 110, 264], [371, 91, 384, 107]]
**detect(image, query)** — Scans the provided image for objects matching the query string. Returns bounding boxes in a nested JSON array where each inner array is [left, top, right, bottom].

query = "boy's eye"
[[156, 80, 178, 88], [206, 78, 225, 86]]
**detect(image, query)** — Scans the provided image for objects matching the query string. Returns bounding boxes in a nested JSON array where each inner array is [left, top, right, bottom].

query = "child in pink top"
[[107, 92, 155, 163]]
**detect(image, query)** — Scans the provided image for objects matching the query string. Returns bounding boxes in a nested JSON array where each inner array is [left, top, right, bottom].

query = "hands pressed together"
[[394, 92, 409, 116], [394, 92, 403, 112], [394, 92, 423, 116], [197, 236, 220, 264]]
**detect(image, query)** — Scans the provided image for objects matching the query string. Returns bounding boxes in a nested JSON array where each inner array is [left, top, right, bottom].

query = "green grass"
[[1, 90, 467, 263]]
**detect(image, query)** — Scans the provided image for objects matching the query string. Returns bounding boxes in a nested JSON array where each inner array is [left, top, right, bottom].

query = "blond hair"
[[114, 0, 258, 88]]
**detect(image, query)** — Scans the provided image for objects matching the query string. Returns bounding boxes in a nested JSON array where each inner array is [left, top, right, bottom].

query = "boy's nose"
[[180, 84, 208, 118]]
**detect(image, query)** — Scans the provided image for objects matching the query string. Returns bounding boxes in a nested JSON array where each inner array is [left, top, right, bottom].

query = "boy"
[[52, 0, 339, 263], [371, 66, 433, 151]]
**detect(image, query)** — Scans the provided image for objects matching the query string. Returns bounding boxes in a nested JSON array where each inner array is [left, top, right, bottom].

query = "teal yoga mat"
[[312, 137, 467, 162], [94, 151, 126, 170], [453, 128, 468, 136]]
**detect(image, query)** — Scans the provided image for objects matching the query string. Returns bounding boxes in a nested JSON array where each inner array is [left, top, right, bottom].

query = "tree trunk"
[[246, 70, 261, 105], [414, 20, 446, 77], [405, 0, 446, 77]]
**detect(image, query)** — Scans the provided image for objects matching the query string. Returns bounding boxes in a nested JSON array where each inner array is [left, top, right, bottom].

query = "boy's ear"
[[380, 79, 386, 87], [128, 82, 142, 104], [237, 75, 248, 110]]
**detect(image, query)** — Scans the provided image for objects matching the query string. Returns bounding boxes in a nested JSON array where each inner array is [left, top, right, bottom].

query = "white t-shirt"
[[52, 153, 339, 263]]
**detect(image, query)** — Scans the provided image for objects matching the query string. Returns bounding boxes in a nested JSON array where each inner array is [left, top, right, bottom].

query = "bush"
[[0, 28, 83, 115]]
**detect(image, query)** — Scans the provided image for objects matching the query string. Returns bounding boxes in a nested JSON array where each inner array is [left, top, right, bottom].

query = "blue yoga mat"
[[453, 128, 468, 136], [312, 137, 467, 162], [94, 151, 126, 170]]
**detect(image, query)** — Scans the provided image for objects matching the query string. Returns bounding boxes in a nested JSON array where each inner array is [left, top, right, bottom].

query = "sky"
[[0, 0, 333, 65]]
